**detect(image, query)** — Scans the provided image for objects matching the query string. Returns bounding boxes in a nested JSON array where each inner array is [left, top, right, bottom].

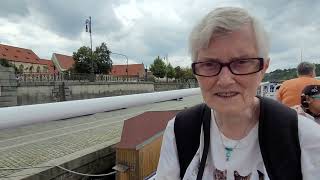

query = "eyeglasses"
[[191, 58, 264, 77], [311, 95, 320, 99]]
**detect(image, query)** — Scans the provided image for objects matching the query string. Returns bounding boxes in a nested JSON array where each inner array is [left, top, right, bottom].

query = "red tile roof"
[[111, 64, 145, 77], [0, 44, 41, 64], [54, 53, 75, 70], [40, 59, 58, 74], [116, 111, 179, 149]]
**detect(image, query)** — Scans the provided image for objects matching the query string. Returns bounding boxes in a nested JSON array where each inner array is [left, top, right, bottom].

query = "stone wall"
[[154, 82, 198, 91], [20, 146, 115, 180], [17, 81, 155, 106], [0, 65, 17, 107], [0, 81, 199, 106]]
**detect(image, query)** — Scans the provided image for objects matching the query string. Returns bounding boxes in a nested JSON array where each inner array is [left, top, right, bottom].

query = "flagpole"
[[86, 16, 94, 81]]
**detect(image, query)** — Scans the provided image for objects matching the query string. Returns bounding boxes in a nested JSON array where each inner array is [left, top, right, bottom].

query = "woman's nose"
[[216, 66, 236, 86]]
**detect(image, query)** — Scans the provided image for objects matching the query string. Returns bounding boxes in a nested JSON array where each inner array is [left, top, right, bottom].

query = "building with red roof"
[[110, 64, 146, 78], [0, 43, 49, 73], [39, 59, 59, 74], [114, 110, 179, 180], [51, 53, 75, 72]]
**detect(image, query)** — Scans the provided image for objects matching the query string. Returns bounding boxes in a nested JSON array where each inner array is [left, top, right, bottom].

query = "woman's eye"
[[204, 62, 214, 67], [237, 60, 249, 64]]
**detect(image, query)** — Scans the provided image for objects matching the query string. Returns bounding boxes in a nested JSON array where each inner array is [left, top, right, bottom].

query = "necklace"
[[213, 107, 257, 162]]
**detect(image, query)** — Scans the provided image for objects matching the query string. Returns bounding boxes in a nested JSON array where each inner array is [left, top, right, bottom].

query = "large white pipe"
[[0, 88, 201, 130]]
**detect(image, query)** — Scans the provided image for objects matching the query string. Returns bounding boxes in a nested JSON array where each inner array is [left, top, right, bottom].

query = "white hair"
[[189, 7, 269, 62]]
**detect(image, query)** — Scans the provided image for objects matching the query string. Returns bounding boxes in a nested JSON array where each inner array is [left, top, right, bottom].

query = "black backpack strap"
[[174, 103, 211, 179], [197, 105, 211, 180], [258, 97, 302, 180]]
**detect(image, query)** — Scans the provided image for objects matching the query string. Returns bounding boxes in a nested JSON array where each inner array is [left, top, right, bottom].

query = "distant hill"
[[263, 63, 320, 82]]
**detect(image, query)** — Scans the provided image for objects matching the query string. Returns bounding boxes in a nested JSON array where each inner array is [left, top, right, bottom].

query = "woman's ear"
[[260, 58, 270, 82], [264, 58, 270, 71], [261, 58, 270, 76]]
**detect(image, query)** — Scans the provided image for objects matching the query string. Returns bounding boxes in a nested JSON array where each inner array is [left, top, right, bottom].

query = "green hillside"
[[263, 64, 320, 82]]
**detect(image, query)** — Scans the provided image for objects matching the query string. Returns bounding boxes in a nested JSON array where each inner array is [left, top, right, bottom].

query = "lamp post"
[[110, 52, 129, 81], [85, 16, 94, 81]]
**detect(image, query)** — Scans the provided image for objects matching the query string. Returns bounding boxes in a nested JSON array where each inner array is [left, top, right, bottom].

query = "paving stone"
[[0, 95, 203, 178]]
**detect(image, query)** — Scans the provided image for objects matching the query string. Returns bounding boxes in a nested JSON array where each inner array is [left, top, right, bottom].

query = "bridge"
[[0, 89, 203, 180]]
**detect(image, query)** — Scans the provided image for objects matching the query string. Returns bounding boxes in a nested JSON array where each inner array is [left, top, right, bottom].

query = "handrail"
[[0, 88, 201, 129]]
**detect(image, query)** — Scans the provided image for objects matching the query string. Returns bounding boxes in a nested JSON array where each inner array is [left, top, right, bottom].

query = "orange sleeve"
[[276, 85, 284, 102]]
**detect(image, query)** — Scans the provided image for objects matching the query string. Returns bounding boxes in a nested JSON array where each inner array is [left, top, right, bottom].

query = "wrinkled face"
[[196, 24, 269, 114]]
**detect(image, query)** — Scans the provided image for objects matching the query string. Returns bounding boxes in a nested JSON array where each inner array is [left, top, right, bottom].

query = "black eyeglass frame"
[[191, 58, 264, 77]]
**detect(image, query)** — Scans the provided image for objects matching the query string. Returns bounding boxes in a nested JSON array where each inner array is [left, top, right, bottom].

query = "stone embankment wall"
[[0, 65, 17, 107], [15, 81, 198, 106]]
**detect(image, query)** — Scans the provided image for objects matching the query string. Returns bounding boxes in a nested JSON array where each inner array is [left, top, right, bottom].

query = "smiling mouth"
[[215, 92, 239, 98]]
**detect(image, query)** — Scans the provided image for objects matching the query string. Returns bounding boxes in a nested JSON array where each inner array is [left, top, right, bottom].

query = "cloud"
[[25, 0, 122, 39], [0, 0, 319, 72], [0, 16, 81, 59], [0, 0, 29, 17]]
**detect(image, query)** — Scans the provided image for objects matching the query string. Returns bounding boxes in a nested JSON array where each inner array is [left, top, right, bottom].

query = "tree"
[[182, 67, 195, 80], [95, 42, 112, 74], [0, 58, 18, 73], [262, 63, 320, 82], [263, 68, 298, 82], [72, 43, 113, 74], [166, 63, 175, 79], [150, 56, 166, 78], [174, 66, 184, 80], [72, 46, 93, 74], [314, 64, 320, 77], [0, 58, 11, 67]]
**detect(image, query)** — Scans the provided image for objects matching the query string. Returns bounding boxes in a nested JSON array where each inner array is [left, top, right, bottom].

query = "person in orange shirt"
[[277, 62, 320, 107]]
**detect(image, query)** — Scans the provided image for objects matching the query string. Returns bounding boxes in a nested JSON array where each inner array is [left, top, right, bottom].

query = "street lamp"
[[85, 16, 94, 81], [110, 52, 129, 81]]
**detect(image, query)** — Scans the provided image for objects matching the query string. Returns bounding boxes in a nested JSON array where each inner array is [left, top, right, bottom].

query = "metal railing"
[[15, 73, 196, 83], [16, 73, 142, 83]]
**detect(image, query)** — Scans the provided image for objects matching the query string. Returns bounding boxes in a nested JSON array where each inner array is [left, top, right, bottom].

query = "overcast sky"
[[0, 0, 319, 72]]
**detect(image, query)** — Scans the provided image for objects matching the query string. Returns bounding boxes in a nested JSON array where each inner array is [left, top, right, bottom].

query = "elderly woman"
[[156, 7, 320, 180]]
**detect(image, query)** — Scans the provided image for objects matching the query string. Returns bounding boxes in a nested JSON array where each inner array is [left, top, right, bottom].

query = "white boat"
[[257, 82, 282, 100]]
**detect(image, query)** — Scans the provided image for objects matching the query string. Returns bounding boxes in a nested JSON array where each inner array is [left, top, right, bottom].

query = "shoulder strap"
[[197, 105, 211, 180], [174, 97, 302, 179], [174, 103, 211, 179], [258, 97, 302, 180]]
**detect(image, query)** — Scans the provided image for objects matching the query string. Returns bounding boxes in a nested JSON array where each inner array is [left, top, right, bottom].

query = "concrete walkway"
[[0, 95, 203, 179]]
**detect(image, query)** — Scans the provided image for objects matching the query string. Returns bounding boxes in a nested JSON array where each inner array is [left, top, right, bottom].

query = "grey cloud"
[[26, 0, 123, 39], [1, 0, 320, 71], [242, 0, 320, 70], [0, 0, 29, 17], [142, 27, 187, 57], [105, 13, 190, 65]]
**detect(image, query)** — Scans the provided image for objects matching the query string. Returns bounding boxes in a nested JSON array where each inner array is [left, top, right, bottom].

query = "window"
[[43, 66, 48, 73], [19, 64, 24, 73]]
